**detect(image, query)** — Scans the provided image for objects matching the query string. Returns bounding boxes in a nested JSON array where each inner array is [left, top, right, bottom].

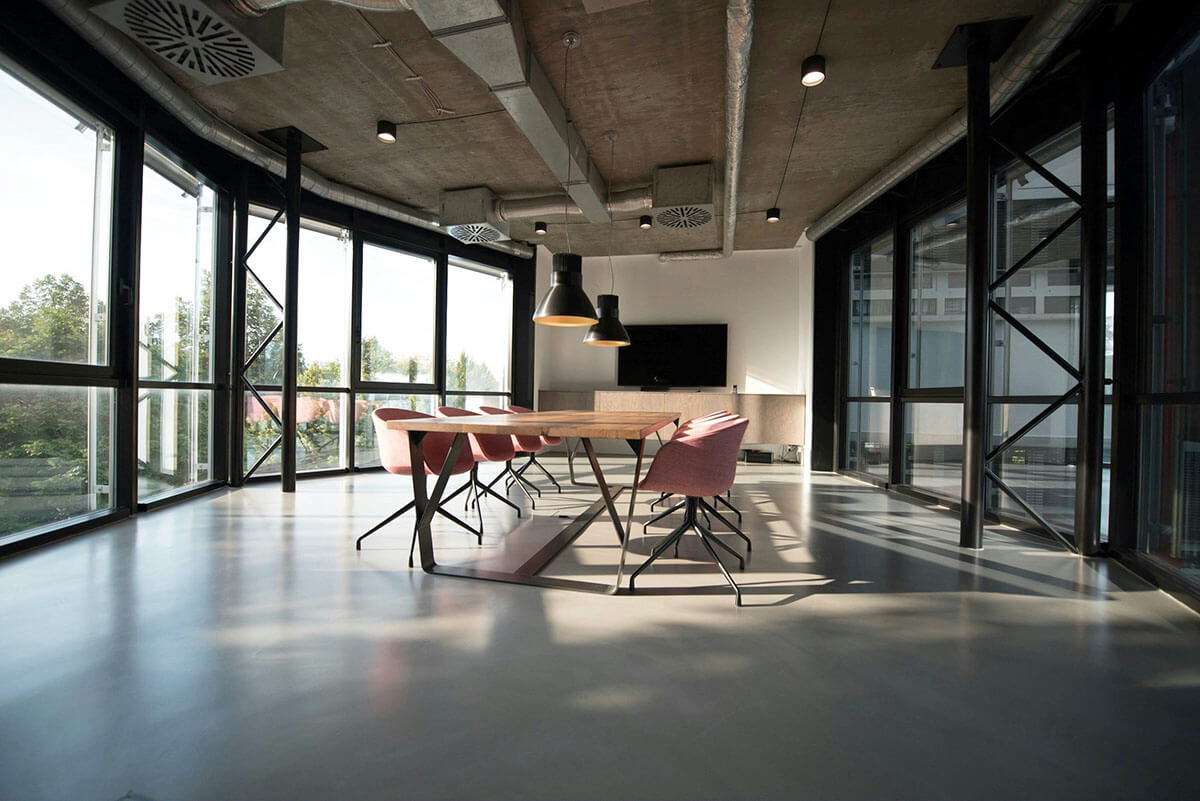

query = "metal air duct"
[[804, 0, 1096, 243], [38, 0, 533, 259], [658, 0, 753, 262]]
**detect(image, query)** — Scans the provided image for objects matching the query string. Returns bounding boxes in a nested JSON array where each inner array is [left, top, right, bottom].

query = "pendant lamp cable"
[[773, 0, 833, 209], [606, 132, 617, 294], [562, 41, 573, 255]]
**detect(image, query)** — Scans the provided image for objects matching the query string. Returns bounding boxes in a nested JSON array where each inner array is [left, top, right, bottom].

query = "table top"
[[385, 410, 680, 440]]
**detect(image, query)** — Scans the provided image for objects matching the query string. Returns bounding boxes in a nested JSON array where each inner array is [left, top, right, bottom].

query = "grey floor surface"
[[2, 462, 1198, 801]]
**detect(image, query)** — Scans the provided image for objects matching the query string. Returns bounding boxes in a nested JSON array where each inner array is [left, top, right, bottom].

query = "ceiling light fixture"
[[639, 215, 652, 230], [376, 119, 396, 143], [766, 207, 781, 223], [533, 31, 596, 328], [534, 220, 548, 235], [801, 54, 826, 87], [533, 253, 598, 326], [585, 131, 630, 347]]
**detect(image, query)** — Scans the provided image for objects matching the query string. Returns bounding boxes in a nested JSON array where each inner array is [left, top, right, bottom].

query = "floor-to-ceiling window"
[[0, 58, 115, 543], [443, 256, 513, 410], [990, 122, 1114, 534], [1139, 31, 1200, 591], [137, 140, 218, 501], [355, 240, 440, 468], [903, 200, 966, 499], [844, 232, 893, 478]]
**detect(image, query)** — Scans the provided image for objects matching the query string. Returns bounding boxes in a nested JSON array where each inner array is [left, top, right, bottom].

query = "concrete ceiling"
[[152, 0, 1048, 256]]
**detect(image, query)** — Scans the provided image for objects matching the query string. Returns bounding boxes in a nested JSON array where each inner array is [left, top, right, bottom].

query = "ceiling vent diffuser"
[[652, 163, 716, 229], [91, 0, 285, 85], [441, 187, 511, 244]]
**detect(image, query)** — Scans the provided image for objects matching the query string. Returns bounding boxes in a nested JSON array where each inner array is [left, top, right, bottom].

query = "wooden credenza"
[[537, 390, 805, 446]]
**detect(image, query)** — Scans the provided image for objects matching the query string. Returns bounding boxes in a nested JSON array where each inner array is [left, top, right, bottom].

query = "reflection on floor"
[[2, 461, 1198, 801]]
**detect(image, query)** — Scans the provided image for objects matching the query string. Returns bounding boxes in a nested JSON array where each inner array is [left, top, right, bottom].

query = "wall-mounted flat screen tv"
[[617, 324, 727, 388]]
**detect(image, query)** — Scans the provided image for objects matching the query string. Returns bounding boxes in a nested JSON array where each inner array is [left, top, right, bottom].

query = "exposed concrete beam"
[[407, 0, 611, 223]]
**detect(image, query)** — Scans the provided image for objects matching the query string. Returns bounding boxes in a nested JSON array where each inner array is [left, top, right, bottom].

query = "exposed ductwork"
[[39, 0, 534, 259], [403, 1, 612, 224], [804, 0, 1096, 243], [658, 0, 753, 263], [227, 0, 409, 14], [493, 186, 652, 222]]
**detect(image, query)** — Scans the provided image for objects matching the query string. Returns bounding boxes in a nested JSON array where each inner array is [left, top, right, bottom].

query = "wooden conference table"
[[386, 410, 679, 593]]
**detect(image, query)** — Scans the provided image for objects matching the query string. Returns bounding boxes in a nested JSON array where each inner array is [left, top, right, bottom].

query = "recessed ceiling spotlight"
[[801, 54, 826, 87], [639, 215, 653, 230], [534, 220, 548, 235], [376, 120, 397, 143], [766, 207, 781, 223]]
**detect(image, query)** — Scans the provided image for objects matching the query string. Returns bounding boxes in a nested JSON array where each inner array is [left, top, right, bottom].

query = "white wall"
[[533, 241, 815, 459]]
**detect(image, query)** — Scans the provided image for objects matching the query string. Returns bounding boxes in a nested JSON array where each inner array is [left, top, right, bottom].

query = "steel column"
[[1074, 41, 1107, 555], [229, 171, 248, 486], [960, 27, 991, 549], [280, 128, 301, 492]]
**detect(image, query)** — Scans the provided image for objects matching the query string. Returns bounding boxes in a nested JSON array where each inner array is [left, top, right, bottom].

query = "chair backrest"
[[672, 410, 738, 440], [480, 405, 543, 452], [507, 403, 562, 446], [372, 408, 475, 477], [640, 415, 749, 498], [436, 406, 516, 462]]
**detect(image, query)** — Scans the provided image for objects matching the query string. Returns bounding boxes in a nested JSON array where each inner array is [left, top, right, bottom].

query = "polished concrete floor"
[[2, 461, 1199, 801]]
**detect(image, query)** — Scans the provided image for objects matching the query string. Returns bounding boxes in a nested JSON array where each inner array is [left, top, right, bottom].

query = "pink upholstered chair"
[[507, 404, 563, 493], [629, 414, 750, 605], [646, 410, 745, 533], [479, 406, 546, 502], [436, 406, 524, 516], [358, 408, 482, 567]]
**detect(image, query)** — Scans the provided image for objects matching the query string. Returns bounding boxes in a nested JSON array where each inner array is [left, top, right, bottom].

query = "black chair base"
[[513, 452, 562, 493], [488, 459, 541, 507], [356, 482, 485, 568], [453, 463, 525, 516], [630, 496, 746, 606]]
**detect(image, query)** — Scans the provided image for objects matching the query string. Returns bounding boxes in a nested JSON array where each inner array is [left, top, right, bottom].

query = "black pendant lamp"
[[583, 294, 630, 347], [533, 253, 597, 326]]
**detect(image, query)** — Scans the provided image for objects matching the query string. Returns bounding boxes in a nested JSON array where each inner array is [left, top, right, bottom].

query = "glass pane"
[[137, 388, 212, 500], [442, 394, 513, 413], [903, 402, 962, 499], [297, 392, 345, 472], [139, 143, 216, 383], [0, 385, 113, 541], [243, 390, 281, 477], [1148, 33, 1200, 394], [847, 233, 893, 396], [1138, 405, 1200, 592], [909, 202, 966, 388], [991, 403, 1077, 531], [355, 393, 439, 468], [0, 63, 112, 366], [243, 210, 285, 387], [361, 244, 436, 384], [446, 259, 512, 393], [845, 401, 889, 478], [298, 225, 350, 388]]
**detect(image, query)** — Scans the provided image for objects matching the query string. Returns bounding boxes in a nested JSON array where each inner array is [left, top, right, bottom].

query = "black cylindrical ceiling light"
[[376, 120, 397, 143], [534, 220, 548, 235], [639, 215, 653, 229], [532, 253, 597, 327], [583, 294, 630, 347], [766, 207, 781, 223], [801, 54, 826, 87]]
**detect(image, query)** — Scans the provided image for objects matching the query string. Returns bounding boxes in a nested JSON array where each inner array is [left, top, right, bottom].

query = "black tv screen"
[[617, 324, 727, 388]]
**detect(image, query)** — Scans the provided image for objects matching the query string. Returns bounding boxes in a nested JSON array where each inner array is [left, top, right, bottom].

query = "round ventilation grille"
[[656, 206, 714, 229], [448, 224, 503, 244], [123, 0, 257, 81]]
